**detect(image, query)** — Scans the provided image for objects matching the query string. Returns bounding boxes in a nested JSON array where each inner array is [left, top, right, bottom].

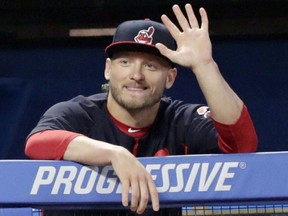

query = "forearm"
[[25, 130, 124, 166], [193, 60, 243, 124], [63, 136, 123, 166]]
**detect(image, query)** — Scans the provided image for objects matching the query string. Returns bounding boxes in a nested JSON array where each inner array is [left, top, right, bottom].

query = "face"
[[104, 51, 177, 112]]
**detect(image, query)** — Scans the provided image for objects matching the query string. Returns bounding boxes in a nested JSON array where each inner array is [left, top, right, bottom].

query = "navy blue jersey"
[[30, 93, 220, 156]]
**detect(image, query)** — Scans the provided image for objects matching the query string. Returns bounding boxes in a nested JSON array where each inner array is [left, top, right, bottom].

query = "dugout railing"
[[1, 152, 288, 215]]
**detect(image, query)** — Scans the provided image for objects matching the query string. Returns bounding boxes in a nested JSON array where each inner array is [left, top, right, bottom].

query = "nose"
[[129, 64, 145, 81]]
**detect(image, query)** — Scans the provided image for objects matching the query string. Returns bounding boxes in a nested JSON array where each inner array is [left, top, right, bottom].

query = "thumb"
[[155, 43, 175, 62]]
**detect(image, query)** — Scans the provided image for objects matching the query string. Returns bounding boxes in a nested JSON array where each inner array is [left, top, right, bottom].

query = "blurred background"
[[0, 0, 287, 159]]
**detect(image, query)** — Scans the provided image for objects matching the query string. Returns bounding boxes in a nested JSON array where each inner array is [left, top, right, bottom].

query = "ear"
[[104, 58, 111, 80], [165, 68, 177, 89]]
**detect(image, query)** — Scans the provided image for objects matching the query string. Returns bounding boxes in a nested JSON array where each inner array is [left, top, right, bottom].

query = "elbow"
[[25, 130, 82, 160], [25, 131, 57, 160], [218, 129, 259, 154], [241, 130, 258, 153], [25, 135, 40, 159]]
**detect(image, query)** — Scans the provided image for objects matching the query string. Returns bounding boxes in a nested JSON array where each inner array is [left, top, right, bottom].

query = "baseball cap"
[[105, 19, 176, 64]]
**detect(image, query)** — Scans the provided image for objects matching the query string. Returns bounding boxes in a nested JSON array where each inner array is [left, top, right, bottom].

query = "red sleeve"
[[213, 105, 258, 153], [25, 130, 83, 160]]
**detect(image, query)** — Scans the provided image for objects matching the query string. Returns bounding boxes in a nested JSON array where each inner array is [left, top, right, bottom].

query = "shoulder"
[[160, 96, 211, 121], [45, 93, 108, 116], [71, 93, 107, 104], [160, 96, 201, 113]]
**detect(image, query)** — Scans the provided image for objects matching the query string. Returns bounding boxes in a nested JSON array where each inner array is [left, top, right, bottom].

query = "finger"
[[130, 176, 140, 212], [185, 4, 199, 29], [121, 180, 130, 207], [172, 4, 191, 31], [161, 14, 180, 40], [136, 177, 149, 214], [199, 7, 209, 30], [147, 176, 160, 212]]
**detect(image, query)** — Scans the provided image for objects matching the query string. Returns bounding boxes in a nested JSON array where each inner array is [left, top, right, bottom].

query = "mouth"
[[126, 87, 147, 92], [124, 85, 148, 92]]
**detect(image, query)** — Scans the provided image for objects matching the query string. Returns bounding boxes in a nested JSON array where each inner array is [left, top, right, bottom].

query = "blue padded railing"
[[1, 152, 288, 215]]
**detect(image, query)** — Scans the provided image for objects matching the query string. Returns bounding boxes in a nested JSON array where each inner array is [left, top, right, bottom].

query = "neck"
[[107, 94, 160, 128]]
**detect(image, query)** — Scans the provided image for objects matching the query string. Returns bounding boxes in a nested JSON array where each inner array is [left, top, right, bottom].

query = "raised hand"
[[156, 4, 213, 71]]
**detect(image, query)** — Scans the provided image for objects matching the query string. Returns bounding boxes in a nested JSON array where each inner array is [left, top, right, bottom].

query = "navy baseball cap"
[[105, 19, 176, 64]]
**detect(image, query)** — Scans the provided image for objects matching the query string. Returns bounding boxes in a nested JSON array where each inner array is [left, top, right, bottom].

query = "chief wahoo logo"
[[134, 26, 155, 44]]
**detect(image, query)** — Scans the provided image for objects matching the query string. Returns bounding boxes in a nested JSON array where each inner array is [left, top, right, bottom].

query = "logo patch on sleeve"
[[197, 106, 211, 118]]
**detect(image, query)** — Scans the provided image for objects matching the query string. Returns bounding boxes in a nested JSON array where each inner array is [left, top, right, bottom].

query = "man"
[[25, 4, 258, 216]]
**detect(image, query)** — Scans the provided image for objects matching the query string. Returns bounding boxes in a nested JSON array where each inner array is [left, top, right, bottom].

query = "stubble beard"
[[109, 84, 165, 112]]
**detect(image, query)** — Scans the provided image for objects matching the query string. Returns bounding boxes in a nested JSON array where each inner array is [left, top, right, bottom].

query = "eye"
[[145, 63, 157, 71], [119, 59, 130, 67]]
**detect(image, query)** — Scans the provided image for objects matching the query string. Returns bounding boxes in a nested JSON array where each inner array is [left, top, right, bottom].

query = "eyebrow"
[[111, 51, 172, 68]]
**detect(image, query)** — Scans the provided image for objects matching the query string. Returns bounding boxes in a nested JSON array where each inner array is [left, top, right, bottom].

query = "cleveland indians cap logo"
[[134, 26, 155, 44]]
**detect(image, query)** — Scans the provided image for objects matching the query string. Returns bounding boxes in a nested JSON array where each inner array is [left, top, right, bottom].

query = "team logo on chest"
[[134, 26, 155, 44]]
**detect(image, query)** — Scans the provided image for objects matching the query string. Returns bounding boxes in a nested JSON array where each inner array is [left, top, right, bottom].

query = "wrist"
[[109, 145, 129, 164], [191, 59, 217, 75]]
